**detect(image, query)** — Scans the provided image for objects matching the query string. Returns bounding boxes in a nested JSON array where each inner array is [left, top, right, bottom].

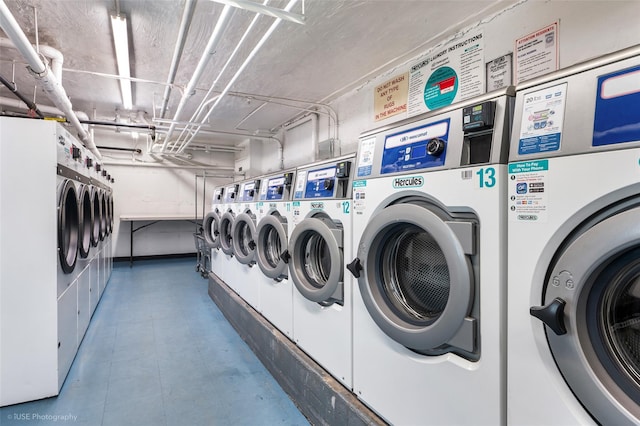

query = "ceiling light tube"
[[110, 14, 133, 110]]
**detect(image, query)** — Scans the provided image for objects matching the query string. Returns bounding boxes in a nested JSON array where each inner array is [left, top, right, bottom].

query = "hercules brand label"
[[392, 176, 424, 188]]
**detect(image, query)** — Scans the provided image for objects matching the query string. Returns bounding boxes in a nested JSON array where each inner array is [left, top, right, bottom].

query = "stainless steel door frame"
[[219, 209, 236, 256], [203, 209, 222, 249], [256, 209, 289, 281], [232, 209, 258, 265], [58, 179, 79, 273]]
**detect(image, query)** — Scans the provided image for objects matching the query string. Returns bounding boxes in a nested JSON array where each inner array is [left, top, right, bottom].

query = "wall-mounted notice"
[[374, 73, 409, 121], [517, 83, 567, 155], [486, 53, 512, 91], [408, 30, 485, 117], [515, 22, 559, 84]]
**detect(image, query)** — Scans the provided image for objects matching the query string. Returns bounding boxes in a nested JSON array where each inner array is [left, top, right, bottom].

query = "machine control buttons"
[[336, 161, 351, 178], [102, 170, 107, 177], [427, 138, 446, 156], [96, 164, 102, 172], [85, 157, 93, 168], [530, 297, 567, 335], [71, 146, 81, 159], [323, 178, 335, 191]]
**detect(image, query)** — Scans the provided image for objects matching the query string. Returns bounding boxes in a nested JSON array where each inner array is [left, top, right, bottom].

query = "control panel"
[[260, 172, 294, 201], [239, 180, 260, 202], [461, 101, 496, 166], [294, 160, 352, 200], [224, 184, 239, 203], [213, 187, 224, 204]]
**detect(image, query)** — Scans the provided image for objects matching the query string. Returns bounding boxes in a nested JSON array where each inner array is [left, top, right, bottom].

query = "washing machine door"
[[203, 210, 222, 249], [105, 193, 112, 235], [99, 191, 107, 241], [256, 210, 289, 281], [219, 210, 236, 256], [289, 211, 344, 305], [348, 201, 477, 357], [58, 179, 79, 273], [532, 207, 640, 425], [90, 188, 100, 247], [232, 210, 257, 265], [78, 184, 92, 259]]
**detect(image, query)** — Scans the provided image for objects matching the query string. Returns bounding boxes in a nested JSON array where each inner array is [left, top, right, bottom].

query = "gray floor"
[[0, 258, 309, 426]]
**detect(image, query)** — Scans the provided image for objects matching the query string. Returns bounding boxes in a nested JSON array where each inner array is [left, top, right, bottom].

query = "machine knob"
[[102, 170, 107, 177], [530, 298, 567, 335], [346, 258, 363, 278], [427, 138, 446, 156], [230, 193, 235, 199], [111, 178, 115, 183], [280, 250, 291, 264], [249, 189, 255, 197], [85, 157, 93, 168], [71, 145, 81, 159], [96, 164, 102, 172], [107, 174, 111, 180], [248, 240, 256, 250], [323, 178, 334, 191], [276, 186, 284, 195]]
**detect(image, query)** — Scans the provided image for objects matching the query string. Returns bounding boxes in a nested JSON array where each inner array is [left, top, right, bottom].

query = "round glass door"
[[58, 180, 79, 273], [289, 211, 344, 305], [99, 192, 107, 241], [256, 211, 289, 281], [219, 210, 235, 255], [353, 202, 477, 357], [232, 210, 257, 265], [78, 185, 92, 259], [203, 210, 222, 249], [91, 188, 100, 247]]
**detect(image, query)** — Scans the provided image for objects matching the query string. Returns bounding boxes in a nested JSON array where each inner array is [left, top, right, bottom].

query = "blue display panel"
[[239, 181, 257, 202], [380, 118, 449, 174], [265, 176, 285, 201], [304, 166, 337, 198], [224, 186, 237, 203], [593, 65, 640, 146]]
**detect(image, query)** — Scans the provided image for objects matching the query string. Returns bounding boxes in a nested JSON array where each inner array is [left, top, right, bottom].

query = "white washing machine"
[[507, 46, 640, 425], [255, 169, 296, 338], [289, 155, 355, 388], [232, 178, 262, 310], [219, 183, 240, 292], [347, 89, 514, 425], [204, 186, 225, 282]]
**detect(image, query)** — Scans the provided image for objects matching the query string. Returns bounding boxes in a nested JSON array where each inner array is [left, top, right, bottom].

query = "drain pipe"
[[160, 4, 234, 151], [0, 0, 102, 159], [159, 0, 196, 119]]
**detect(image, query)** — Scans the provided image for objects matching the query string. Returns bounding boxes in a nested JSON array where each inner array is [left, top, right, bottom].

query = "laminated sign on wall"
[[408, 30, 485, 117]]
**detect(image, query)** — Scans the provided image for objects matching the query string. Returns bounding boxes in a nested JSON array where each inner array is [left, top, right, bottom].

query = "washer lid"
[[203, 210, 222, 249], [289, 212, 344, 305], [58, 179, 79, 273], [219, 210, 236, 255], [352, 202, 476, 355], [232, 210, 257, 265], [536, 207, 640, 425], [256, 211, 289, 281]]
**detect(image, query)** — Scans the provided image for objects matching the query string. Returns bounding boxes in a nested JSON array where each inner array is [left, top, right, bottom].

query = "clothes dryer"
[[507, 46, 640, 425], [232, 178, 262, 309], [204, 186, 225, 282], [289, 156, 355, 388], [255, 170, 296, 338], [347, 89, 514, 425]]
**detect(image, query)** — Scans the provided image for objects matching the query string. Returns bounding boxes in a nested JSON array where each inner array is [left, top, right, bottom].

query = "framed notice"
[[486, 53, 512, 91], [514, 22, 559, 84]]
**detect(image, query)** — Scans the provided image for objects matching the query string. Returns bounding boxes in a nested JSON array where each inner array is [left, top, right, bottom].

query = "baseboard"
[[207, 272, 386, 426], [114, 252, 197, 263]]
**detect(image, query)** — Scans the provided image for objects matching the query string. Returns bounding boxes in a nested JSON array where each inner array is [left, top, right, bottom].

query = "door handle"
[[530, 297, 567, 335]]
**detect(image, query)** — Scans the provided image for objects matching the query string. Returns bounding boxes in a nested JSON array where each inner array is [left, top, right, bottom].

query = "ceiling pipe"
[[168, 0, 269, 153], [0, 73, 44, 117], [160, 4, 234, 150], [159, 0, 196, 119], [0, 96, 88, 120], [0, 38, 63, 81], [103, 160, 235, 173], [0, 1, 101, 159], [175, 0, 299, 154]]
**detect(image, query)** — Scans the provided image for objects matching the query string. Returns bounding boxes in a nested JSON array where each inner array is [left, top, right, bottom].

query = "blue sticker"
[[593, 65, 640, 146]]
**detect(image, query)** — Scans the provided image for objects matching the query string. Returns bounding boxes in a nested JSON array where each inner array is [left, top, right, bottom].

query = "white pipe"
[[0, 38, 63, 81], [0, 1, 101, 159], [103, 160, 235, 173], [160, 4, 234, 150], [169, 0, 269, 153], [0, 96, 84, 118], [177, 0, 299, 153], [159, 0, 196, 118]]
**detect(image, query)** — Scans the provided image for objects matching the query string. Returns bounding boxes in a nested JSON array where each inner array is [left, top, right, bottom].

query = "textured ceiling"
[[0, 0, 517, 148]]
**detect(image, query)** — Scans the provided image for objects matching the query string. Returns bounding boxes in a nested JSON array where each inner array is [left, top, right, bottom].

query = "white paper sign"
[[515, 22, 559, 84]]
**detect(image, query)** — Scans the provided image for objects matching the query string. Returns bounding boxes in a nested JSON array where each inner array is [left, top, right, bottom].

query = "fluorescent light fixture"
[[110, 14, 133, 110], [208, 0, 305, 24]]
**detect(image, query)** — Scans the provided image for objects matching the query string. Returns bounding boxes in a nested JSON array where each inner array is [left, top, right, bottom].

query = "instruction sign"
[[374, 73, 409, 121], [508, 160, 549, 223], [515, 22, 559, 84], [408, 30, 485, 116], [517, 83, 567, 155], [357, 137, 376, 177], [486, 53, 513, 91]]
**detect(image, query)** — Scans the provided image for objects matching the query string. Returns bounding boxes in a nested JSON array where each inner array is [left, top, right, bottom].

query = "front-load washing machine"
[[219, 183, 240, 291], [232, 178, 262, 309], [507, 46, 640, 425], [347, 88, 514, 425], [255, 169, 296, 338], [204, 186, 225, 282], [289, 155, 355, 388]]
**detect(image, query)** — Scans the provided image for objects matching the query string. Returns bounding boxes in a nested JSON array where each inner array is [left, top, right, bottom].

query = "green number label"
[[476, 167, 496, 188]]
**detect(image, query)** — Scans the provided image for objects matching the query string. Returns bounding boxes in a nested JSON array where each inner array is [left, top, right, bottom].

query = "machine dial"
[[276, 186, 284, 195], [427, 138, 446, 156], [323, 178, 334, 191], [85, 158, 93, 168]]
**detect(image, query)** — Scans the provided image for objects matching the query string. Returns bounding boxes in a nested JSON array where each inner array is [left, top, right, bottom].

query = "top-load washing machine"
[[219, 183, 240, 291], [204, 186, 225, 282], [254, 169, 296, 338], [507, 46, 640, 425], [289, 155, 355, 388], [347, 88, 514, 425], [231, 178, 262, 310]]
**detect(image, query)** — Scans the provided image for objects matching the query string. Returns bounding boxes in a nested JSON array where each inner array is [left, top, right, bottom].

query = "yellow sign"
[[374, 72, 408, 122]]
